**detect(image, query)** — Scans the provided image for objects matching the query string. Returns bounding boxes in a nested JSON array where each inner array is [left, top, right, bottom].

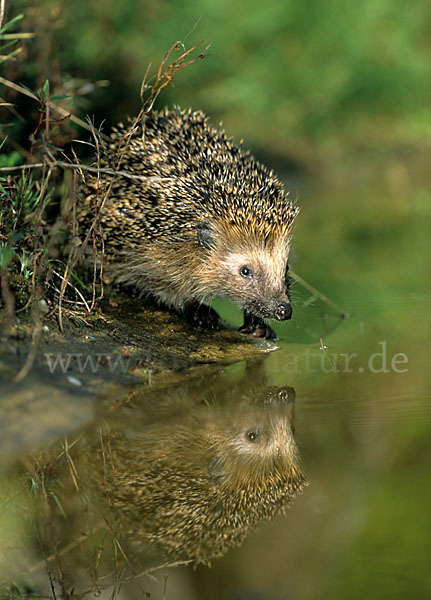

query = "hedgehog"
[[79, 108, 299, 339], [87, 385, 306, 566]]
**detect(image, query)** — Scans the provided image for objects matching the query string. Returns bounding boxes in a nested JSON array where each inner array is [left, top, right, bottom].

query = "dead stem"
[[140, 40, 211, 116], [0, 162, 44, 170], [99, 426, 108, 492], [64, 437, 80, 492], [112, 559, 193, 585], [26, 531, 98, 576], [0, 0, 5, 30], [0, 159, 175, 182], [50, 268, 91, 311]]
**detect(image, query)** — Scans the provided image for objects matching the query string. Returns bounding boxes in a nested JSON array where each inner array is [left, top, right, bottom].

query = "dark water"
[[0, 180, 429, 599]]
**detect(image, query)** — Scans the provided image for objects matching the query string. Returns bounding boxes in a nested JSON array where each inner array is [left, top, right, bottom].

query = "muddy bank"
[[0, 292, 271, 459]]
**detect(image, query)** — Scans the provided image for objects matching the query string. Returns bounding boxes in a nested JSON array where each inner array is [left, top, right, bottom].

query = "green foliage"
[[0, 170, 46, 233], [12, 0, 428, 157], [0, 13, 23, 34], [0, 241, 14, 269], [0, 167, 51, 292], [0, 150, 22, 167]]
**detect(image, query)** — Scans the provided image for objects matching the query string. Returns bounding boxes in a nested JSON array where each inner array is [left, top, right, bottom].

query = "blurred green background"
[[1, 1, 430, 599], [5, 0, 429, 167]]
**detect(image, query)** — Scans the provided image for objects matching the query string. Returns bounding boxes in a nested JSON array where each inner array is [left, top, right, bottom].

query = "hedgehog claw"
[[239, 312, 277, 341], [182, 301, 220, 332]]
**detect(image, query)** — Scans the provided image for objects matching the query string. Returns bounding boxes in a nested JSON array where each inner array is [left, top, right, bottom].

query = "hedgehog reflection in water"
[[95, 386, 306, 566], [79, 108, 299, 339]]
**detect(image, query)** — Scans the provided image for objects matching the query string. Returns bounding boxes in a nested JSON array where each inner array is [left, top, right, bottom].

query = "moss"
[[7, 272, 31, 308]]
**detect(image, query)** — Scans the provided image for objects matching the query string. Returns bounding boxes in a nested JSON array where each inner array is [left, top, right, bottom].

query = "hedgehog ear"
[[197, 221, 215, 250], [207, 454, 225, 483]]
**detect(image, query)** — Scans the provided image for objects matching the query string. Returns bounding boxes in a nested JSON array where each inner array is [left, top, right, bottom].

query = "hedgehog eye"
[[240, 266, 254, 279], [246, 429, 259, 442]]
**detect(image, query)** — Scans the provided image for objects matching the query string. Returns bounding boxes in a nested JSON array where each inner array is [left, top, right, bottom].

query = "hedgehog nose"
[[275, 302, 292, 321]]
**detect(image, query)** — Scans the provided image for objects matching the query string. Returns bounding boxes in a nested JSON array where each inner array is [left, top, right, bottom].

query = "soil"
[[0, 292, 272, 460]]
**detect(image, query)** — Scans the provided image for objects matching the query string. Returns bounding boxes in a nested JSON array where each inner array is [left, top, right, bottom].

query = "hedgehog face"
[[228, 412, 295, 461], [216, 242, 293, 321], [207, 402, 300, 490]]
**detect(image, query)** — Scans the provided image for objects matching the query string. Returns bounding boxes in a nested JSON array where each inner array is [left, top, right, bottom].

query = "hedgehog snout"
[[274, 302, 292, 321]]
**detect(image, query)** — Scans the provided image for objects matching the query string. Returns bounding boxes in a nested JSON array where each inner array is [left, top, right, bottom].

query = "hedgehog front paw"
[[182, 301, 220, 332], [239, 312, 277, 341]]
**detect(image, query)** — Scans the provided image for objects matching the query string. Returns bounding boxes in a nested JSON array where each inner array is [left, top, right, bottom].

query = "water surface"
[[0, 177, 429, 600]]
